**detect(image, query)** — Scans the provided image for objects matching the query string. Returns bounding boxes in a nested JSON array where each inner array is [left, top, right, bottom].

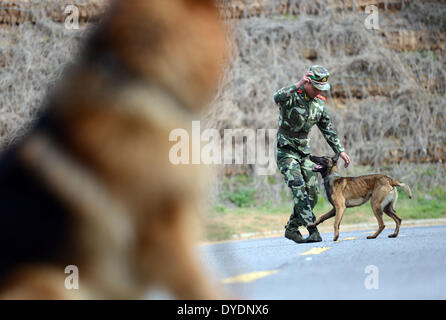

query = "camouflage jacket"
[[274, 84, 344, 157]]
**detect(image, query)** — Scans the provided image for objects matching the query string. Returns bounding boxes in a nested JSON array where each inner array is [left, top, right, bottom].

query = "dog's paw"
[[388, 234, 397, 238], [366, 235, 376, 239]]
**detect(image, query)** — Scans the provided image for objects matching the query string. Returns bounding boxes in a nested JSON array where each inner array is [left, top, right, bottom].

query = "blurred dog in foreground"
[[0, 0, 226, 299], [310, 154, 412, 241]]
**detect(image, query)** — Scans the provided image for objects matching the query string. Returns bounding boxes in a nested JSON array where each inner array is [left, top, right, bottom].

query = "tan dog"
[[0, 0, 226, 299], [309, 154, 412, 241]]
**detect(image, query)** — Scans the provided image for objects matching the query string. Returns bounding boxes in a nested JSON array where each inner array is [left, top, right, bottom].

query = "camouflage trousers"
[[276, 146, 319, 231]]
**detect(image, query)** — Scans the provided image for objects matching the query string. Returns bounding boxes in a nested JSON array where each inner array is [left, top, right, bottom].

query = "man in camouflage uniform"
[[274, 65, 351, 243]]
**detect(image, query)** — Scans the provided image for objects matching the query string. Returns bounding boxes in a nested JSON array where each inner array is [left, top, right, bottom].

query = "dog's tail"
[[390, 179, 412, 199]]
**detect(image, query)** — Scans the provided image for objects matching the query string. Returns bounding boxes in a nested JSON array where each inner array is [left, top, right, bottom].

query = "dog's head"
[[310, 153, 339, 177], [85, 0, 227, 113]]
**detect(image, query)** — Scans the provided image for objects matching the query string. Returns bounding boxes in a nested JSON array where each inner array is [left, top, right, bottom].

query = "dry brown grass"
[[206, 0, 445, 172], [0, 2, 95, 146]]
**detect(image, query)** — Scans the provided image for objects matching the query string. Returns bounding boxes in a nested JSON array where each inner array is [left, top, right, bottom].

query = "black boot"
[[305, 226, 322, 243], [284, 229, 306, 244]]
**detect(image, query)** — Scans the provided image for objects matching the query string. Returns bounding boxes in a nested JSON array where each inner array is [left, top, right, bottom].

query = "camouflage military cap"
[[309, 65, 330, 91]]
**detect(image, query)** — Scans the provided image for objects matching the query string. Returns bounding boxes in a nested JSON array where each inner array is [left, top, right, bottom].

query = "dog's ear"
[[332, 153, 340, 163]]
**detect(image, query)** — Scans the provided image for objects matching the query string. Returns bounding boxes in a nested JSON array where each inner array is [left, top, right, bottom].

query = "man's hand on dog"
[[340, 151, 351, 168]]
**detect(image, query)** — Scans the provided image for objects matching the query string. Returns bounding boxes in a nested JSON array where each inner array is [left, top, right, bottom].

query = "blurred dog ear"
[[332, 153, 340, 163]]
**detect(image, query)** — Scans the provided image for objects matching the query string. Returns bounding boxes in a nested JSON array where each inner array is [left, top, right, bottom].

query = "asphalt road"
[[200, 225, 446, 299]]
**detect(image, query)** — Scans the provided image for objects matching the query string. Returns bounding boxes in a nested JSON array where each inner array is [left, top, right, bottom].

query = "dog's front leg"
[[139, 199, 222, 300], [332, 199, 346, 242], [311, 208, 336, 227]]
